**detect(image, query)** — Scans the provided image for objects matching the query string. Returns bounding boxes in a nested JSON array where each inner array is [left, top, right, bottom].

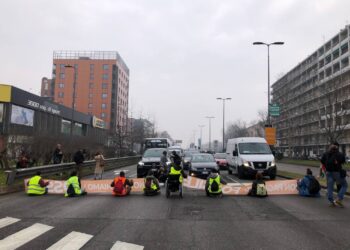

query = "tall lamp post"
[[253, 41, 284, 125], [198, 125, 205, 150], [65, 64, 77, 136], [205, 116, 215, 151], [217, 97, 231, 152]]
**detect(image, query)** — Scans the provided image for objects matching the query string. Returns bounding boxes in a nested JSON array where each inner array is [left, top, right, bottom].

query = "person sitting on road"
[[205, 169, 227, 197], [297, 168, 321, 197], [248, 173, 268, 197], [144, 170, 161, 196], [65, 171, 87, 197], [168, 157, 187, 192], [27, 171, 49, 195], [111, 171, 134, 196]]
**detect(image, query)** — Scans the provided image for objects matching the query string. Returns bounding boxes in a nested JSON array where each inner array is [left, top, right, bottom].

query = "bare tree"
[[225, 120, 249, 139]]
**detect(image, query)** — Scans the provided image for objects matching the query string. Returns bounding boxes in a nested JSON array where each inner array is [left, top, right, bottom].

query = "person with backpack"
[[144, 170, 161, 196], [248, 173, 268, 197], [321, 142, 348, 207], [297, 168, 320, 197], [65, 171, 87, 197], [111, 171, 134, 196], [205, 169, 227, 197]]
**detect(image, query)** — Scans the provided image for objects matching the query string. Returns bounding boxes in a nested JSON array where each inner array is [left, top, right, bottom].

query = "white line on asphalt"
[[0, 223, 53, 250], [110, 241, 144, 250], [0, 217, 20, 229], [129, 173, 136, 177], [47, 231, 93, 250], [225, 176, 240, 183]]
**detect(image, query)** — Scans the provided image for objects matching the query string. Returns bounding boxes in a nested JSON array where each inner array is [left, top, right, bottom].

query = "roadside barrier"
[[24, 176, 298, 195], [5, 156, 140, 185]]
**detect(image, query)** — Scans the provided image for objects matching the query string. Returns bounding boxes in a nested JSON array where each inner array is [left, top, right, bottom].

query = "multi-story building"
[[40, 77, 54, 100], [272, 25, 350, 157], [50, 51, 129, 132]]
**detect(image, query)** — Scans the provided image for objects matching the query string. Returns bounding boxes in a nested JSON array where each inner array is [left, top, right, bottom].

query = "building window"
[[60, 73, 65, 79], [102, 73, 108, 80], [61, 119, 71, 134], [101, 103, 107, 109], [73, 122, 83, 136], [102, 83, 108, 89], [103, 64, 109, 70], [102, 93, 107, 99], [88, 103, 93, 108], [89, 83, 94, 89], [58, 92, 64, 98], [89, 93, 93, 98], [101, 112, 106, 118], [341, 43, 348, 55], [60, 64, 65, 70], [44, 83, 49, 90], [90, 64, 94, 71], [90, 73, 94, 80], [58, 83, 64, 88]]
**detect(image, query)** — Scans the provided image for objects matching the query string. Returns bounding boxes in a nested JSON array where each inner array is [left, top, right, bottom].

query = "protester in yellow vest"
[[144, 170, 160, 196], [205, 169, 227, 197], [27, 171, 49, 195], [168, 157, 187, 192], [65, 171, 87, 197]]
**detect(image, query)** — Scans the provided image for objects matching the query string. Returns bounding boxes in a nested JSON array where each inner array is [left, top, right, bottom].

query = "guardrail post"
[[5, 170, 16, 185]]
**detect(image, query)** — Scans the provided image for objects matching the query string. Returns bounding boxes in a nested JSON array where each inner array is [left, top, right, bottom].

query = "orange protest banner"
[[265, 127, 276, 145]]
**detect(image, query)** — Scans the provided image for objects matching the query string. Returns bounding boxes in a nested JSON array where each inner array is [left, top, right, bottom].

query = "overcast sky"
[[1, 0, 350, 147]]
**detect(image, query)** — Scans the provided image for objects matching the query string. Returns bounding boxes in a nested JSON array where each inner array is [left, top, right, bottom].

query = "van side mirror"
[[232, 150, 238, 156]]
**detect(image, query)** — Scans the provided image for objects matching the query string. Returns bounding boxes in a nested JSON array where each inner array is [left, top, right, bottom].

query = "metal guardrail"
[[5, 156, 141, 185]]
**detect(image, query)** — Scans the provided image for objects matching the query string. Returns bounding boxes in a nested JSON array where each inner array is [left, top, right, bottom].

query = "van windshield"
[[238, 143, 271, 154]]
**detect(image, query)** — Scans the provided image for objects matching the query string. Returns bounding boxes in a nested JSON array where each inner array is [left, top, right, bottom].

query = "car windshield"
[[143, 149, 163, 158], [184, 152, 192, 158], [214, 153, 226, 159], [238, 143, 271, 155], [191, 154, 215, 162]]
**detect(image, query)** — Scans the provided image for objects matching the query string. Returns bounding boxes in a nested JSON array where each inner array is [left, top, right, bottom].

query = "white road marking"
[[225, 176, 240, 183], [47, 231, 93, 250], [0, 217, 20, 229], [114, 170, 129, 175], [111, 241, 144, 250], [129, 173, 136, 177], [0, 223, 53, 250]]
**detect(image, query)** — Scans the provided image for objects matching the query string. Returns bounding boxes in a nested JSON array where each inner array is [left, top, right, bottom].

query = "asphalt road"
[[0, 164, 349, 250]]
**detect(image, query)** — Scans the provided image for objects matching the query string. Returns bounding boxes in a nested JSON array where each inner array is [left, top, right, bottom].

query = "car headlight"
[[138, 161, 144, 167], [270, 160, 276, 167], [184, 160, 189, 163], [243, 161, 250, 167]]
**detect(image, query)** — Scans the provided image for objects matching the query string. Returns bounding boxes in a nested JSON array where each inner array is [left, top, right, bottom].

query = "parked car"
[[137, 148, 169, 178], [214, 153, 228, 170], [226, 137, 276, 179], [189, 153, 220, 179]]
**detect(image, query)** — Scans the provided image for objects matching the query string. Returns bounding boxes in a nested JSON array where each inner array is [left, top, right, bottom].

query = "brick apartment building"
[[48, 51, 129, 133]]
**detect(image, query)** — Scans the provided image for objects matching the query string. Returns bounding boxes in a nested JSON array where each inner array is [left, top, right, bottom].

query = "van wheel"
[[237, 167, 244, 179]]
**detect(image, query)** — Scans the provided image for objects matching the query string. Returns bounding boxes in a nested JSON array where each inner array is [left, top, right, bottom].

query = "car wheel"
[[237, 166, 244, 179], [228, 169, 232, 175]]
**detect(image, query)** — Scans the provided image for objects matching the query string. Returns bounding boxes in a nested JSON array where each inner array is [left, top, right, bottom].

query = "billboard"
[[11, 104, 34, 127]]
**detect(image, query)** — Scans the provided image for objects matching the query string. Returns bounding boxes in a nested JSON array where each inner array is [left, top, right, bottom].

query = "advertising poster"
[[11, 104, 34, 126]]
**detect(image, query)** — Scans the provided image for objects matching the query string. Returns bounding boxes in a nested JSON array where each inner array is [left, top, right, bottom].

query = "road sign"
[[265, 127, 276, 145], [269, 104, 280, 117]]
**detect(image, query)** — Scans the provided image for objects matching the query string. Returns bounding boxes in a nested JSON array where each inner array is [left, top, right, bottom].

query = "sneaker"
[[329, 201, 337, 207], [335, 199, 344, 208]]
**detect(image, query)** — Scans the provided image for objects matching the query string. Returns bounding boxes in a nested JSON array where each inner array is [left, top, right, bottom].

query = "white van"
[[226, 137, 276, 179]]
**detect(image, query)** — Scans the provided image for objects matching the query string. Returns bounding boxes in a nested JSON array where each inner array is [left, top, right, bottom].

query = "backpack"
[[114, 178, 125, 194], [210, 178, 219, 192], [308, 176, 320, 195], [256, 183, 267, 197]]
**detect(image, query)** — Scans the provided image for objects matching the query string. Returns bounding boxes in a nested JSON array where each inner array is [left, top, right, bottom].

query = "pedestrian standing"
[[94, 152, 105, 180], [52, 144, 63, 164], [73, 149, 85, 178], [320, 142, 348, 207]]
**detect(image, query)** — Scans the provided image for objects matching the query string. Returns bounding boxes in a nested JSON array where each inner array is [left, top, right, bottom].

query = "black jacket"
[[73, 151, 85, 165], [321, 150, 345, 172]]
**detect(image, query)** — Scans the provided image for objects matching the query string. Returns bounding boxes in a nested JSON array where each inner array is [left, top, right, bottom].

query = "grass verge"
[[277, 158, 350, 170]]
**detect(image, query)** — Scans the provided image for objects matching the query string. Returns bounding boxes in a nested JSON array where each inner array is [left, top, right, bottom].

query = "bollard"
[[5, 170, 16, 185]]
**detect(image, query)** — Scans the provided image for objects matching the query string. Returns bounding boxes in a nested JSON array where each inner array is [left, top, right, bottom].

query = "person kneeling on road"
[[111, 171, 134, 196], [65, 171, 87, 197], [144, 170, 160, 196], [248, 173, 268, 197], [205, 169, 227, 197], [297, 168, 320, 197], [27, 171, 49, 195]]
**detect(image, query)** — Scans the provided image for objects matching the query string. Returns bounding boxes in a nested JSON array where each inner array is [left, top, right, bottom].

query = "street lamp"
[[217, 97, 231, 152], [205, 116, 215, 151], [198, 125, 205, 150], [65, 64, 77, 136], [253, 41, 284, 126]]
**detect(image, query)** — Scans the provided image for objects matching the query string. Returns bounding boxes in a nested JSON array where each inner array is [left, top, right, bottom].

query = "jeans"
[[326, 172, 348, 202]]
